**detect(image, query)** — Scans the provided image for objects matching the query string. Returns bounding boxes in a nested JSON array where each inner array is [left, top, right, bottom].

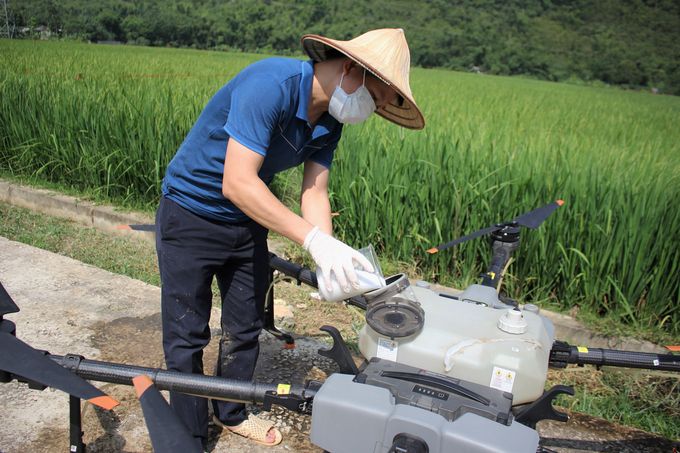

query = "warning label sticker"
[[376, 338, 398, 361], [489, 366, 516, 393]]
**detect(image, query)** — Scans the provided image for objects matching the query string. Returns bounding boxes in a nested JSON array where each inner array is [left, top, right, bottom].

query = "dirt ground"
[[0, 235, 677, 453]]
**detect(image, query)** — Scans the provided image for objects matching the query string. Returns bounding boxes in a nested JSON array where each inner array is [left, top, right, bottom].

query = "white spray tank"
[[358, 278, 555, 405], [359, 200, 565, 405]]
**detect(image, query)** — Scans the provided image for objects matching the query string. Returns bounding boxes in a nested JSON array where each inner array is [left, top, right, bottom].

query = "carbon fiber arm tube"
[[574, 348, 680, 371], [50, 354, 317, 405], [480, 246, 510, 288], [269, 253, 318, 288], [480, 238, 519, 289], [549, 341, 680, 372], [269, 253, 368, 310]]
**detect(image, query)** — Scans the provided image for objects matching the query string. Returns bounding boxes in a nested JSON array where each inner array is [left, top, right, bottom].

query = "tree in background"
[[7, 0, 680, 94]]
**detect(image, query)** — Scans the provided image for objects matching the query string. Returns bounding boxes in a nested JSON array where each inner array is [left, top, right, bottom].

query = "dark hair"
[[324, 48, 347, 60]]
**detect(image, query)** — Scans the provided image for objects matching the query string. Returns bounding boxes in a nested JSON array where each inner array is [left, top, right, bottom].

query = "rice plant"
[[1, 40, 678, 336]]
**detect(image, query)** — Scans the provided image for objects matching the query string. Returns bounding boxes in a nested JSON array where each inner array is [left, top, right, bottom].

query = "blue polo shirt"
[[162, 57, 343, 222]]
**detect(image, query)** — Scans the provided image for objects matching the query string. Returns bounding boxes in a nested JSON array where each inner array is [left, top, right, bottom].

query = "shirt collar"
[[312, 113, 341, 139], [296, 60, 314, 123]]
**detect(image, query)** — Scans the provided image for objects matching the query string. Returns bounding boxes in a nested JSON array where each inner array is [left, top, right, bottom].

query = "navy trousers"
[[155, 197, 270, 445]]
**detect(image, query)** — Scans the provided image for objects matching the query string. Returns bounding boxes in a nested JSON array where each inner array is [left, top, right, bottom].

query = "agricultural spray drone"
[[1, 201, 678, 452]]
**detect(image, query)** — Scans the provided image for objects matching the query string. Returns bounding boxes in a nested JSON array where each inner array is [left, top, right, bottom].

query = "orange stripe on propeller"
[[88, 395, 120, 410]]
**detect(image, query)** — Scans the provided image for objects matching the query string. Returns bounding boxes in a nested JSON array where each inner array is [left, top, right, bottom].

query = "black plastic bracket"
[[498, 294, 519, 308], [548, 340, 573, 369], [69, 395, 86, 453], [317, 325, 359, 375], [26, 378, 48, 391], [25, 348, 51, 390], [263, 266, 295, 348], [514, 385, 574, 428], [61, 353, 85, 372], [262, 390, 313, 414], [55, 355, 87, 452], [481, 225, 521, 288]]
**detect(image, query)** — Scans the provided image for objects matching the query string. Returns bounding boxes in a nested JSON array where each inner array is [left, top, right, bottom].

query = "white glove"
[[303, 226, 374, 293]]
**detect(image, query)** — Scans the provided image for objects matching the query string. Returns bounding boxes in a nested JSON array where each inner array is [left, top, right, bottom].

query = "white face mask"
[[328, 69, 376, 124]]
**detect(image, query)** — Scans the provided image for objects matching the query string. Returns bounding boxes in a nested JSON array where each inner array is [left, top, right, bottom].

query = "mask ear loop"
[[362, 69, 377, 113]]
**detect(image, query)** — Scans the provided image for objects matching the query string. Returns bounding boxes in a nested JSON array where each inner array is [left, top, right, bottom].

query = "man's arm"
[[222, 138, 313, 245], [300, 160, 333, 235], [223, 137, 373, 291]]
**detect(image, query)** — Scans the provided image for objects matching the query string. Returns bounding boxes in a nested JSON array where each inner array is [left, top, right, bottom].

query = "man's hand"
[[303, 226, 374, 293]]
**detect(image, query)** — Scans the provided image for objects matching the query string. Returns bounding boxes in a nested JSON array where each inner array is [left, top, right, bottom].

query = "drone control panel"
[[310, 358, 539, 453]]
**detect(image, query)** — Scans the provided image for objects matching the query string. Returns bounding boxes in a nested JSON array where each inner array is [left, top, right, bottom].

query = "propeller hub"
[[490, 224, 521, 243]]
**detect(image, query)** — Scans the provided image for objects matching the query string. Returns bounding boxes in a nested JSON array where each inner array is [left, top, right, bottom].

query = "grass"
[[547, 367, 680, 440], [0, 200, 677, 440], [1, 39, 679, 338], [0, 201, 160, 285]]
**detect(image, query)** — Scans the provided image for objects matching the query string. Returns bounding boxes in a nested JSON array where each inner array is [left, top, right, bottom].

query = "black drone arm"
[[480, 229, 520, 289], [51, 353, 319, 414], [549, 340, 680, 372]]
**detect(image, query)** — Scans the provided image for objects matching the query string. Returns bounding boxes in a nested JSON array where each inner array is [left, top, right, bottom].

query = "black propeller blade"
[[426, 224, 500, 254], [116, 224, 156, 232], [0, 283, 19, 317], [133, 375, 202, 453], [0, 332, 119, 409], [0, 282, 118, 409], [427, 200, 564, 254], [514, 200, 564, 229]]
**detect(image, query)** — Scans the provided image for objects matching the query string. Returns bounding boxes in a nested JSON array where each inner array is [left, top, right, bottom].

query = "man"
[[156, 28, 424, 448]]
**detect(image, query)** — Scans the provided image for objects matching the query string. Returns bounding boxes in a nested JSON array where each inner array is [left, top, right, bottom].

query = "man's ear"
[[342, 58, 354, 75]]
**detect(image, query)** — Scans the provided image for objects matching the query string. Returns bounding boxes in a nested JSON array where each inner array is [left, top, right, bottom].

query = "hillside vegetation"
[[10, 0, 680, 94]]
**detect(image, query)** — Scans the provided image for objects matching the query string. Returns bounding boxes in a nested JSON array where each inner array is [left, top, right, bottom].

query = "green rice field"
[[1, 40, 679, 337]]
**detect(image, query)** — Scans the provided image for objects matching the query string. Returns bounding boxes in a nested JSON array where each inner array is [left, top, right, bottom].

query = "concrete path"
[[0, 235, 164, 452], [0, 236, 329, 453]]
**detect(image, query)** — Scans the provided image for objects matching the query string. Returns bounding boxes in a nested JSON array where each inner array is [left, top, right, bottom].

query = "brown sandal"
[[215, 414, 283, 447]]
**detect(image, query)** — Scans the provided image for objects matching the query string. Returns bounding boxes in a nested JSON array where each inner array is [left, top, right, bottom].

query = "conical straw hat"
[[301, 28, 425, 130]]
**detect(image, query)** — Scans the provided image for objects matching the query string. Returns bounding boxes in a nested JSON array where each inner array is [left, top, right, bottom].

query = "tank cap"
[[366, 296, 425, 338], [364, 273, 410, 303], [497, 308, 528, 334]]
